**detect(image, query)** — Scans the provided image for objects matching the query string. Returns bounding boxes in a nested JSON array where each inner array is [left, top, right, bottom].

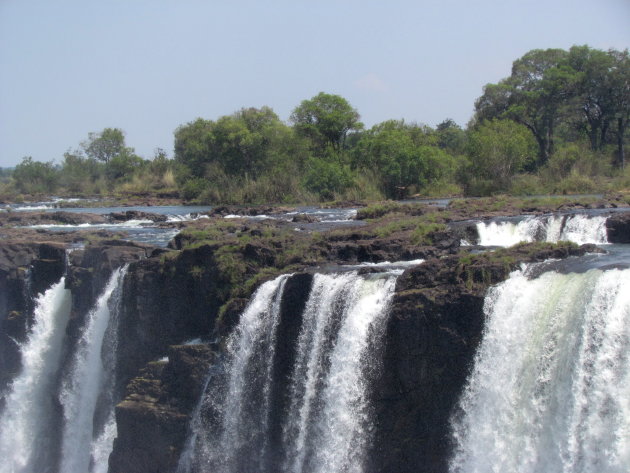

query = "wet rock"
[[107, 210, 168, 223], [110, 344, 215, 473], [0, 210, 108, 227], [291, 214, 320, 223], [606, 212, 630, 243]]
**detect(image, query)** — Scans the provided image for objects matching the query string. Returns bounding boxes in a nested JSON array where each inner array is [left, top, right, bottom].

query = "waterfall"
[[59, 266, 127, 473], [450, 266, 630, 473], [476, 214, 608, 246], [0, 278, 72, 473], [182, 270, 398, 473]]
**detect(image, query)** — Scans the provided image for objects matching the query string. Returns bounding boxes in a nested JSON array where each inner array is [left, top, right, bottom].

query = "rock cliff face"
[[109, 344, 216, 473], [607, 212, 630, 243]]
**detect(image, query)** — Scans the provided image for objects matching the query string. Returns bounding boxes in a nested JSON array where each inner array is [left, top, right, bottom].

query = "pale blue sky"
[[1, 0, 628, 167]]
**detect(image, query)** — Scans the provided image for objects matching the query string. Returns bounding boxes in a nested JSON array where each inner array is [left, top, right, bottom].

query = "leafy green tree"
[[465, 119, 537, 193], [174, 107, 306, 181], [12, 156, 59, 194], [436, 119, 467, 155], [173, 118, 214, 177], [475, 48, 578, 166], [353, 120, 455, 198], [608, 49, 630, 168], [82, 128, 128, 163], [567, 45, 615, 151], [60, 151, 102, 192], [290, 92, 363, 156], [104, 153, 144, 182], [302, 158, 353, 200]]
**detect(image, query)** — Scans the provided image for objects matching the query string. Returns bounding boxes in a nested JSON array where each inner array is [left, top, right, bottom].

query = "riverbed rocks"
[[0, 209, 171, 228]]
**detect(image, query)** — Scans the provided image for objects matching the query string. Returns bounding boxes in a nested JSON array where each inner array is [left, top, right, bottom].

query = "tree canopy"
[[290, 92, 363, 155]]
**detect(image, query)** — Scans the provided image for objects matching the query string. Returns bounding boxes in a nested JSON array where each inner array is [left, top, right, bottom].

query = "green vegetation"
[[1, 45, 628, 203]]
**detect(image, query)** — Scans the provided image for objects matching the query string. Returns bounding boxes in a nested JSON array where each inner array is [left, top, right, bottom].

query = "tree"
[[60, 151, 102, 192], [82, 128, 128, 163], [475, 48, 578, 166], [174, 107, 305, 181], [436, 119, 467, 154], [465, 119, 537, 193], [567, 45, 615, 151], [12, 156, 59, 194], [608, 49, 630, 169], [290, 92, 363, 156], [353, 120, 456, 198]]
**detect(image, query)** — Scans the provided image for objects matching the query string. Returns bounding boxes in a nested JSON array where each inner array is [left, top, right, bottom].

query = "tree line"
[[3, 45, 629, 203]]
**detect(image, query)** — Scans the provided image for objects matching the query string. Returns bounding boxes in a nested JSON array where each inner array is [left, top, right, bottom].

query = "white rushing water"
[[0, 278, 72, 473], [182, 270, 398, 473], [283, 272, 396, 473], [59, 267, 127, 473], [476, 214, 608, 246], [450, 266, 630, 473]]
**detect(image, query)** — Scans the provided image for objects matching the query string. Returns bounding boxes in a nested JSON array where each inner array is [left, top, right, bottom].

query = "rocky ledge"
[[0, 209, 170, 227]]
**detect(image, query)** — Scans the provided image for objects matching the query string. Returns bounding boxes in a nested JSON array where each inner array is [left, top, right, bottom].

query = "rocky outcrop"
[[107, 210, 169, 223], [606, 212, 630, 243], [109, 344, 215, 473], [0, 210, 108, 226], [0, 209, 171, 228], [65, 240, 156, 340]]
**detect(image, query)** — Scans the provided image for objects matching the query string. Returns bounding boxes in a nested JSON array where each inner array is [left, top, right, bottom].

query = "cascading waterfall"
[[0, 278, 72, 473], [59, 266, 127, 473], [450, 266, 630, 473], [476, 214, 608, 246], [181, 269, 398, 473]]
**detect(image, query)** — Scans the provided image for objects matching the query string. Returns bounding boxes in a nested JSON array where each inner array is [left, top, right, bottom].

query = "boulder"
[[606, 212, 630, 243]]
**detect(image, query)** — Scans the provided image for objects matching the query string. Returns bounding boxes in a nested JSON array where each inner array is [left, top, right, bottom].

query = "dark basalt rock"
[[107, 210, 168, 223], [606, 212, 630, 243], [65, 240, 155, 338], [291, 214, 320, 223], [109, 344, 215, 473], [0, 210, 109, 227]]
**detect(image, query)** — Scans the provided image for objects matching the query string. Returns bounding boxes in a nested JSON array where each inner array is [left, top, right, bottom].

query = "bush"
[[12, 157, 59, 194], [303, 159, 353, 200], [180, 177, 208, 200]]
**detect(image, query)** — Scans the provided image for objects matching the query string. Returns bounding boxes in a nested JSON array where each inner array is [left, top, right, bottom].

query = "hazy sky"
[[1, 0, 628, 167]]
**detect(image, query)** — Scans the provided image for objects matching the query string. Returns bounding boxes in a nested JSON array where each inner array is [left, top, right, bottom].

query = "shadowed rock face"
[[109, 344, 216, 473], [607, 212, 630, 243]]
